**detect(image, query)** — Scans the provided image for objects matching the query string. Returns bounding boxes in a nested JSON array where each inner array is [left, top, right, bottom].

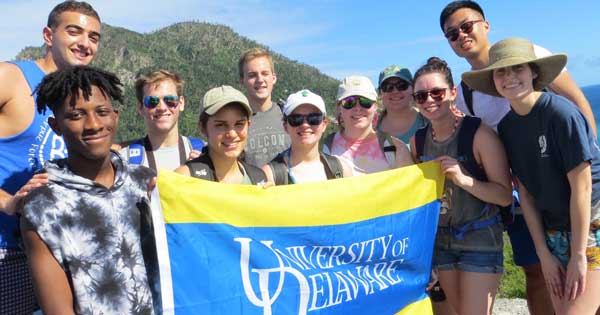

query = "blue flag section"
[[152, 162, 444, 314]]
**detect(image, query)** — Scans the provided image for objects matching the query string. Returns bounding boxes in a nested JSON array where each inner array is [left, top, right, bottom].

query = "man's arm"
[[0, 62, 35, 136], [549, 70, 597, 135], [0, 62, 15, 113], [21, 217, 75, 315], [0, 173, 48, 215]]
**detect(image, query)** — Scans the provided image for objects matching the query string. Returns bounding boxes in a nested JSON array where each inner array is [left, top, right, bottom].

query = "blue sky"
[[1, 0, 599, 87]]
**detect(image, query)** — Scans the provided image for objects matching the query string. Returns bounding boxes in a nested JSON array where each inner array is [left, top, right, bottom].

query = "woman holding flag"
[[322, 75, 413, 175], [409, 57, 512, 315], [175, 85, 266, 184], [262, 89, 352, 185]]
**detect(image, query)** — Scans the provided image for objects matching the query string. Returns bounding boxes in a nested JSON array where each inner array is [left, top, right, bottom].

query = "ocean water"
[[583, 84, 600, 137]]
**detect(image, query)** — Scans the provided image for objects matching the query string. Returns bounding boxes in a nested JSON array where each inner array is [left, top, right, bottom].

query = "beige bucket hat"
[[462, 37, 567, 97]]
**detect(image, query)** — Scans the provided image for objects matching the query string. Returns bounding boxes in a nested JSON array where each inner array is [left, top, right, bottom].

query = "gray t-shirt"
[[244, 105, 290, 167]]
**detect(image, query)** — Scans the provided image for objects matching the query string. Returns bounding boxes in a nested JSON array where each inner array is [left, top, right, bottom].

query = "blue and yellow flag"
[[152, 162, 443, 315]]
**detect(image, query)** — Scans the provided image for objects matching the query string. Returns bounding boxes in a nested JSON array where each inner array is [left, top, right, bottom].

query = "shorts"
[[545, 227, 600, 271], [544, 199, 600, 271], [0, 247, 37, 315], [506, 213, 541, 266], [433, 247, 504, 274]]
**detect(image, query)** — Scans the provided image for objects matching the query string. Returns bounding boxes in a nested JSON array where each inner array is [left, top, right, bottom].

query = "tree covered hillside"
[[17, 22, 340, 141]]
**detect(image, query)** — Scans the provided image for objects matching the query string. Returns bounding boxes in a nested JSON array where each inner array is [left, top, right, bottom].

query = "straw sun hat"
[[462, 37, 567, 97]]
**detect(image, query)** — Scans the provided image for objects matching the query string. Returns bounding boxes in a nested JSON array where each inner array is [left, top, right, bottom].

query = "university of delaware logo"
[[234, 234, 410, 314], [29, 119, 67, 168]]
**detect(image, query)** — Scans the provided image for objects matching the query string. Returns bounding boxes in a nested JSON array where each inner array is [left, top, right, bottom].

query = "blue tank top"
[[0, 61, 67, 249]]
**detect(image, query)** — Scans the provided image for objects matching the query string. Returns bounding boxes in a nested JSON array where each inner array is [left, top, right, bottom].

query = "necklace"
[[431, 115, 460, 142]]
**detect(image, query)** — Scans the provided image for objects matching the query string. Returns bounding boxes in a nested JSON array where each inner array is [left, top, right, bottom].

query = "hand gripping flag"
[[151, 161, 443, 315]]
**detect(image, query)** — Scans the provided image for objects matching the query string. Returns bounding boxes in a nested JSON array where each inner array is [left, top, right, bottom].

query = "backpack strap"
[[127, 139, 145, 166], [376, 131, 396, 166], [457, 116, 487, 181], [460, 81, 475, 116], [186, 149, 266, 184], [320, 153, 344, 179], [414, 126, 428, 162], [267, 152, 290, 185], [452, 205, 502, 239], [185, 149, 216, 181], [240, 161, 267, 184], [322, 132, 335, 155], [188, 137, 205, 152]]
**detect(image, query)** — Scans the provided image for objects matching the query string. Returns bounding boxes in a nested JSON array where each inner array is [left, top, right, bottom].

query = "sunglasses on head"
[[285, 113, 324, 127], [412, 88, 448, 104], [339, 96, 374, 110], [380, 80, 410, 93], [143, 95, 180, 109], [444, 19, 484, 42]]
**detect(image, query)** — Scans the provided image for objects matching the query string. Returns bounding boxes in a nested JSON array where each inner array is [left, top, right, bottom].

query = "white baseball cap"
[[283, 89, 326, 116], [336, 75, 378, 101]]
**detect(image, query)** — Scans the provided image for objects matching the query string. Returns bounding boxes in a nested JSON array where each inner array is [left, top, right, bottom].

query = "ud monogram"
[[235, 237, 310, 315]]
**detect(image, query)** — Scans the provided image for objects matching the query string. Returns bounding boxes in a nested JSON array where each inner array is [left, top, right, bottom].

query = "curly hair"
[[35, 66, 123, 115]]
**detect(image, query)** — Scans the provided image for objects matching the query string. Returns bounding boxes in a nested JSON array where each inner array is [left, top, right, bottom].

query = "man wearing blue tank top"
[[0, 1, 102, 313]]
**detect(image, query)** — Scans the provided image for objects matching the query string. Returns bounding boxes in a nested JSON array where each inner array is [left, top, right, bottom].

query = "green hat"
[[201, 85, 252, 116], [462, 37, 567, 97], [378, 64, 413, 89]]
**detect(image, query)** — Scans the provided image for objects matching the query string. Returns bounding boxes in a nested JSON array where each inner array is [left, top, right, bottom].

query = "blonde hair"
[[134, 70, 184, 104], [238, 48, 274, 78]]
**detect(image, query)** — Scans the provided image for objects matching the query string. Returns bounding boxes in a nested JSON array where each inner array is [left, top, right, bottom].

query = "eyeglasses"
[[143, 95, 180, 109], [412, 88, 448, 104], [380, 81, 410, 93], [285, 113, 324, 127], [444, 20, 484, 42], [339, 96, 375, 110]]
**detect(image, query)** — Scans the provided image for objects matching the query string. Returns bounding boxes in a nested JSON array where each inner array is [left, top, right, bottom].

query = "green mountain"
[[16, 22, 340, 141]]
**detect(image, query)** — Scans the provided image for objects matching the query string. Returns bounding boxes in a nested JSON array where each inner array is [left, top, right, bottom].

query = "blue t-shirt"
[[376, 111, 428, 144], [0, 61, 66, 249], [498, 93, 600, 231]]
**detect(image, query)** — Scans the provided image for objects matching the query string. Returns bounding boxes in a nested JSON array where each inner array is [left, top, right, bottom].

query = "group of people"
[[0, 1, 599, 315]]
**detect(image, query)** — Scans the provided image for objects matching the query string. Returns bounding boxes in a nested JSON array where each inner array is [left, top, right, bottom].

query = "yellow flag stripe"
[[395, 297, 433, 315], [158, 161, 443, 226]]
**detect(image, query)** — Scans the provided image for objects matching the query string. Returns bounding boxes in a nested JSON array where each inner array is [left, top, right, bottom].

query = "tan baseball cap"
[[336, 75, 378, 101], [201, 85, 252, 116]]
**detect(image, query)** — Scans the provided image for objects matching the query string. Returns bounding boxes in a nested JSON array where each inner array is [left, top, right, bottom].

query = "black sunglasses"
[[412, 88, 448, 104], [143, 95, 179, 109], [380, 80, 410, 93], [339, 96, 374, 110], [285, 113, 324, 127], [444, 20, 484, 42]]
